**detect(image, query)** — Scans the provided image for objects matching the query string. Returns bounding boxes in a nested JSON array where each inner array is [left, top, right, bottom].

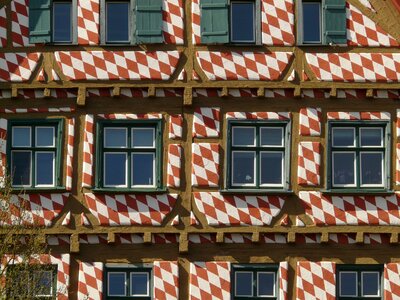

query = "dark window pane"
[[302, 2, 321, 43], [36, 152, 54, 186], [36, 127, 55, 147], [260, 152, 283, 185], [362, 272, 380, 296], [33, 271, 53, 296], [12, 151, 31, 186], [232, 151, 255, 185], [340, 272, 357, 297], [360, 128, 383, 147], [232, 127, 255, 146], [104, 128, 127, 148], [332, 128, 355, 147], [104, 153, 127, 186], [257, 272, 275, 296], [53, 3, 72, 42], [260, 127, 283, 146], [132, 128, 155, 148], [332, 152, 355, 186], [108, 273, 126, 296], [231, 2, 254, 42], [235, 272, 253, 296], [106, 2, 130, 42], [12, 127, 31, 147], [361, 152, 383, 185], [130, 273, 149, 296], [132, 153, 154, 186]]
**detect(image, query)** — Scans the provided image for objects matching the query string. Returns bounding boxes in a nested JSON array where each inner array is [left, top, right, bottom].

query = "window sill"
[[220, 189, 293, 195], [11, 187, 67, 193], [92, 187, 167, 194], [321, 189, 394, 196]]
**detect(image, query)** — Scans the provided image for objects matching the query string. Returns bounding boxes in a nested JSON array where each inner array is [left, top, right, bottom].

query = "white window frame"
[[332, 127, 356, 148], [260, 127, 284, 147], [131, 152, 156, 188], [298, 0, 323, 45], [51, 0, 78, 44], [102, 0, 134, 44], [339, 271, 358, 297], [332, 151, 357, 188], [131, 128, 156, 148], [35, 151, 55, 187], [35, 126, 55, 147], [107, 272, 127, 297], [231, 150, 256, 187], [360, 152, 384, 187], [359, 127, 383, 147], [129, 272, 150, 297], [103, 152, 128, 188], [232, 126, 256, 147], [11, 150, 33, 188], [12, 126, 31, 148], [235, 271, 254, 297], [257, 271, 276, 297], [230, 0, 256, 43], [361, 271, 381, 297], [33, 270, 54, 297], [259, 151, 284, 188], [104, 127, 128, 148]]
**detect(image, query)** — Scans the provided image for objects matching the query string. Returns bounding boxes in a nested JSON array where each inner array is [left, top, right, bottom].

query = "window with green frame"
[[226, 120, 290, 190], [6, 264, 57, 299], [8, 119, 63, 188], [96, 120, 162, 190], [232, 264, 278, 299], [337, 265, 383, 299], [327, 121, 390, 191], [104, 265, 152, 299]]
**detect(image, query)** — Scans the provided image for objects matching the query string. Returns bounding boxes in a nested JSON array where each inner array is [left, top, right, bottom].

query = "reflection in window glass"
[[53, 2, 72, 42], [235, 272, 253, 296], [108, 273, 126, 296], [232, 127, 255, 146], [302, 2, 321, 43], [231, 2, 255, 43], [332, 128, 355, 147], [104, 128, 127, 148], [132, 153, 154, 186], [360, 128, 382, 146], [360, 152, 383, 185], [132, 128, 155, 148], [257, 272, 275, 296], [33, 271, 53, 296], [232, 151, 255, 185], [106, 2, 130, 42], [260, 127, 283, 146], [36, 127, 55, 147], [340, 272, 357, 296], [260, 152, 282, 185], [333, 152, 355, 186], [130, 273, 149, 296], [36, 152, 54, 186], [362, 272, 380, 296], [12, 127, 31, 147], [11, 151, 31, 186], [104, 153, 127, 186]]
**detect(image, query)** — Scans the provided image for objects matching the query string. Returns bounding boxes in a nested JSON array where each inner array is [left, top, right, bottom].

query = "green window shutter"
[[29, 0, 52, 43], [136, 0, 164, 44], [200, 0, 229, 44], [324, 0, 347, 45]]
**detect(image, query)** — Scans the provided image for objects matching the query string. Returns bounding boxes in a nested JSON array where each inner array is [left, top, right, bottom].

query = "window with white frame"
[[232, 264, 278, 299], [105, 265, 152, 299], [9, 120, 63, 188], [96, 120, 162, 190], [226, 121, 290, 190], [328, 122, 389, 190], [337, 265, 383, 299]]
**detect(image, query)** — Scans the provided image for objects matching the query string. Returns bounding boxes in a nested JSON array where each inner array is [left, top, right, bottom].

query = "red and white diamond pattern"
[[0, 53, 41, 82], [299, 191, 400, 226], [61, 211, 71, 226], [167, 144, 182, 188], [55, 51, 181, 81], [359, 0, 374, 11], [196, 51, 293, 80], [154, 261, 179, 300], [279, 262, 289, 300], [298, 142, 321, 186], [193, 107, 220, 138], [347, 3, 398, 47], [169, 114, 183, 139], [66, 118, 75, 191], [0, 193, 69, 227], [77, 0, 100, 45], [191, 0, 201, 44], [84, 193, 178, 226], [11, 0, 31, 47], [375, 89, 400, 99], [226, 111, 291, 120], [327, 111, 390, 120], [77, 262, 103, 300], [163, 0, 184, 44], [261, 0, 295, 46], [47, 235, 70, 246], [97, 113, 162, 120], [191, 143, 219, 187], [397, 144, 400, 185], [0, 6, 6, 47], [82, 114, 94, 188], [189, 262, 231, 300], [299, 108, 321, 136], [384, 263, 400, 300], [193, 192, 285, 226], [296, 261, 336, 300], [306, 53, 400, 82], [0, 107, 75, 114]]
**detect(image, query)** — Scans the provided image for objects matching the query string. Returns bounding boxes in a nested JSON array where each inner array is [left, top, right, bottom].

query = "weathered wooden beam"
[[77, 87, 86, 106]]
